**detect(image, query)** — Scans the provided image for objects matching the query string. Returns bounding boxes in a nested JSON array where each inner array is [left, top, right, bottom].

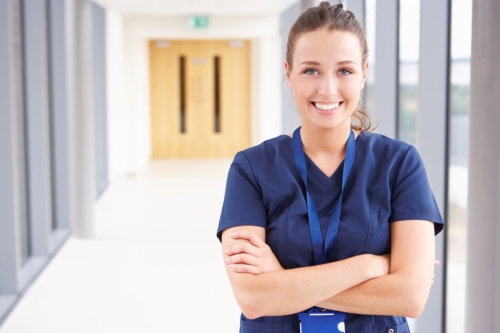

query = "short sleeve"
[[216, 152, 267, 241], [389, 146, 444, 234]]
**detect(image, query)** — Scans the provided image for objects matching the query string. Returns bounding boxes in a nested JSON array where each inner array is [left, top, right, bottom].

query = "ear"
[[284, 60, 291, 83], [360, 61, 369, 89]]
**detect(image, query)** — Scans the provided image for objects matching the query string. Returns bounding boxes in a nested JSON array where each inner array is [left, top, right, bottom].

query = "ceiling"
[[92, 0, 300, 16]]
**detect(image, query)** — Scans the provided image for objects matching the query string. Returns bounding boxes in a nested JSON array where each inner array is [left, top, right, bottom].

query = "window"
[[446, 1, 472, 332], [1, 0, 71, 324], [364, 0, 376, 113], [398, 0, 420, 144]]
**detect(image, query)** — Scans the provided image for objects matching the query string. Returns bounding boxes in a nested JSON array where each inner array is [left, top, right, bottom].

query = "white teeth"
[[315, 102, 340, 110]]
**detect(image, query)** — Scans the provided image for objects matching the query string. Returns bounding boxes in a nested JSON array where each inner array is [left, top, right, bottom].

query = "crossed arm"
[[221, 219, 436, 320]]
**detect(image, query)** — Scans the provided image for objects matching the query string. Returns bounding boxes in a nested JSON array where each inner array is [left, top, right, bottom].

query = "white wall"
[[106, 12, 284, 178]]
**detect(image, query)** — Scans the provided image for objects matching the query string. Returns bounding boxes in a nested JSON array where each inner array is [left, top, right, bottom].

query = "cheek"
[[291, 80, 314, 100], [342, 80, 364, 99]]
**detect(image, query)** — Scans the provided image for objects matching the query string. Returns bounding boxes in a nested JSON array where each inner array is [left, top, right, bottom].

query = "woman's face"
[[285, 29, 368, 131]]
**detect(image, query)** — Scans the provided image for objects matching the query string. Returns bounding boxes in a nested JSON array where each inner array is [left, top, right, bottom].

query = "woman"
[[217, 2, 444, 332]]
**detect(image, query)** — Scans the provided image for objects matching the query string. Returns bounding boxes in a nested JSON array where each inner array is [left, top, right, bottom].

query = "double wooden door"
[[149, 40, 250, 158]]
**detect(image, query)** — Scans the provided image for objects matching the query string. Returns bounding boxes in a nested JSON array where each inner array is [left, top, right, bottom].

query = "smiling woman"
[[217, 2, 444, 333], [284, 29, 368, 138]]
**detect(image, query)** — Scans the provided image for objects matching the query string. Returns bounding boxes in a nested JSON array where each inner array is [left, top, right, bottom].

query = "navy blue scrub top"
[[217, 131, 444, 333]]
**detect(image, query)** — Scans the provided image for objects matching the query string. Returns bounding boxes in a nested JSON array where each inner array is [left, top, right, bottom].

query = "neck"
[[300, 125, 351, 157]]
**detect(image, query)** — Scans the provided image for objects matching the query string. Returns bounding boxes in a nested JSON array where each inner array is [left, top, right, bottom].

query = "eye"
[[338, 68, 353, 76], [303, 68, 319, 75]]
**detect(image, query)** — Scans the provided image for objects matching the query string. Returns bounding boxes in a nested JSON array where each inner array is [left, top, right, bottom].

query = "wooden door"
[[149, 40, 251, 158]]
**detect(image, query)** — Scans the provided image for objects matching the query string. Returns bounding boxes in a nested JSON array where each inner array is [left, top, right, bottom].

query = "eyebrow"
[[337, 60, 359, 66], [298, 61, 320, 66], [298, 60, 359, 66]]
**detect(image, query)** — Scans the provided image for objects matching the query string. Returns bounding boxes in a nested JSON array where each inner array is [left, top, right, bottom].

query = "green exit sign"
[[189, 16, 210, 29]]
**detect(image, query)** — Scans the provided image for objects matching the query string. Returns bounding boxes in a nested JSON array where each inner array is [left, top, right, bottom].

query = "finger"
[[228, 229, 252, 241], [225, 233, 266, 254], [229, 230, 267, 248], [227, 263, 263, 275], [225, 253, 259, 267], [224, 242, 261, 258]]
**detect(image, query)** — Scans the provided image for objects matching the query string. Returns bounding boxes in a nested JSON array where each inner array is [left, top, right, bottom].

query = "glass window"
[[364, 0, 376, 113], [446, 1, 472, 332], [92, 3, 109, 198], [398, 0, 420, 145]]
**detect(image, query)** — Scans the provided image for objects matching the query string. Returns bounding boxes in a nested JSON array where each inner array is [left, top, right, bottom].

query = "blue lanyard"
[[292, 127, 356, 264]]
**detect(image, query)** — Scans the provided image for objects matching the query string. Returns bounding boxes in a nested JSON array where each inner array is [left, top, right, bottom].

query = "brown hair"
[[286, 2, 373, 132]]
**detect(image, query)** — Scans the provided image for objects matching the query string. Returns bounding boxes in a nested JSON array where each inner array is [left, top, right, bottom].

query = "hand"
[[223, 229, 283, 275]]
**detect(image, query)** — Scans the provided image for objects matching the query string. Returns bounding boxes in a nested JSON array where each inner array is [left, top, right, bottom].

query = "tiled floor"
[[0, 159, 241, 333]]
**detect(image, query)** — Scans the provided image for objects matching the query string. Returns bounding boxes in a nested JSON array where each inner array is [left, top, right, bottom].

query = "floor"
[[0, 159, 241, 333]]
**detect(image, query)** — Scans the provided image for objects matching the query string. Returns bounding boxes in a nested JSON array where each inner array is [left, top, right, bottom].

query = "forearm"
[[229, 254, 386, 319], [317, 261, 434, 317], [316, 220, 438, 318]]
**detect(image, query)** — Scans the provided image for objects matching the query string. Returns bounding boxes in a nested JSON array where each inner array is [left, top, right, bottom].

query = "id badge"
[[299, 308, 346, 333]]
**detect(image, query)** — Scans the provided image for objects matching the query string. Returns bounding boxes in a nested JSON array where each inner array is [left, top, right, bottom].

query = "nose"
[[318, 74, 338, 96]]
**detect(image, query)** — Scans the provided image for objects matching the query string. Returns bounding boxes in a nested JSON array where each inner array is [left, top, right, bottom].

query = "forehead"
[[293, 29, 363, 64]]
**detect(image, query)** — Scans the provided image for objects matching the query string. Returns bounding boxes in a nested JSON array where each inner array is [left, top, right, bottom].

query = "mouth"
[[313, 102, 342, 112]]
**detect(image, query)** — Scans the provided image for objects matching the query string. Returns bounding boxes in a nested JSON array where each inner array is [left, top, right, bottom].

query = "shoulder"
[[357, 131, 412, 153], [239, 134, 291, 157], [357, 131, 418, 163], [355, 131, 426, 180], [225, 134, 298, 202], [233, 135, 292, 167], [226, 135, 294, 183]]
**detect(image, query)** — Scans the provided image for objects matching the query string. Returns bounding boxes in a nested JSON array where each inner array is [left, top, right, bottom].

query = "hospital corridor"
[[0, 159, 240, 332], [1, 0, 499, 332]]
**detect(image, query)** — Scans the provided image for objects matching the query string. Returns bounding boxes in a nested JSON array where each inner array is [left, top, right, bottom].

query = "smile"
[[313, 102, 341, 111]]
